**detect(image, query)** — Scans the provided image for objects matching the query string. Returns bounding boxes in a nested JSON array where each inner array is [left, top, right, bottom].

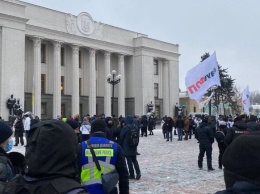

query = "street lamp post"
[[106, 70, 121, 116]]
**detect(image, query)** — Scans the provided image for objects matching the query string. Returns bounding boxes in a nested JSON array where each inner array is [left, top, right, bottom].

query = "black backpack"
[[14, 118, 24, 130], [3, 175, 88, 194], [126, 124, 139, 147], [215, 131, 225, 143]]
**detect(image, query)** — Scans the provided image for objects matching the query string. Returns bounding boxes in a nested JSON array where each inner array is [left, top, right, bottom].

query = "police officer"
[[77, 119, 129, 194]]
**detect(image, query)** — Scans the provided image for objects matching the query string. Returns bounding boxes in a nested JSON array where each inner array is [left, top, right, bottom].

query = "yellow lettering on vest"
[[85, 148, 114, 156]]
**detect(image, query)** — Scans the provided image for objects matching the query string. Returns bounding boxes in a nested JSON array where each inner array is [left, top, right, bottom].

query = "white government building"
[[0, 0, 180, 120]]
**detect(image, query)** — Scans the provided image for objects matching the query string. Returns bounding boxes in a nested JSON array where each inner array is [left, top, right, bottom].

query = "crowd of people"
[[161, 113, 260, 193], [1, 111, 260, 193], [0, 113, 147, 194]]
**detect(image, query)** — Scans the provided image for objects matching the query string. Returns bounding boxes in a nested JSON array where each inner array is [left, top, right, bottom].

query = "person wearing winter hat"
[[215, 122, 228, 169], [105, 116, 115, 141], [3, 120, 88, 194], [77, 119, 129, 194], [215, 132, 260, 193], [66, 119, 81, 143], [224, 115, 249, 146], [0, 122, 15, 192], [195, 118, 215, 171]]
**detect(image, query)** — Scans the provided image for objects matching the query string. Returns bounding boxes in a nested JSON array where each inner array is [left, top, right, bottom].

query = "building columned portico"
[[0, 0, 180, 120]]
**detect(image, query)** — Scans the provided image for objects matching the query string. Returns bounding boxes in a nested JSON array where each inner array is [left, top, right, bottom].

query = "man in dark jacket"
[[77, 119, 129, 194], [0, 122, 14, 193], [246, 115, 260, 132], [120, 115, 141, 180], [224, 116, 249, 146], [195, 119, 215, 171], [3, 120, 88, 194], [166, 117, 174, 142], [140, 115, 148, 137], [176, 115, 184, 141], [105, 116, 115, 141], [215, 132, 260, 194], [188, 116, 195, 139], [13, 116, 24, 146]]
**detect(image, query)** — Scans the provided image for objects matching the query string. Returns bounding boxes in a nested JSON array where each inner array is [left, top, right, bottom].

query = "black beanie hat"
[[66, 120, 79, 129], [222, 131, 260, 188], [91, 119, 106, 134], [0, 122, 13, 144]]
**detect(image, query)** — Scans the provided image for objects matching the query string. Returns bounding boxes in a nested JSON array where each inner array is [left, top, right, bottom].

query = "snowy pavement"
[[11, 128, 225, 194]]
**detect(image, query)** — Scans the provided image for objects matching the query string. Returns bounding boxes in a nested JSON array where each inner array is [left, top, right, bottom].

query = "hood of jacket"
[[124, 115, 134, 125], [25, 120, 78, 178], [233, 120, 247, 130]]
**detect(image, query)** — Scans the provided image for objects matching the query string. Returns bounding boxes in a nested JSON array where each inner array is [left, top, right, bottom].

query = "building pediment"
[[66, 12, 103, 40]]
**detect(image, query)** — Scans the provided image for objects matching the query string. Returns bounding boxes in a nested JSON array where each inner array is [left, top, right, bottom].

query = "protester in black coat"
[[176, 116, 184, 141], [215, 122, 228, 169], [195, 119, 215, 171], [114, 119, 125, 144], [166, 117, 174, 142], [215, 132, 260, 194], [4, 120, 88, 194], [13, 117, 24, 146], [224, 117, 248, 146], [120, 115, 141, 180], [140, 115, 148, 137], [162, 117, 167, 139], [246, 115, 260, 132], [0, 122, 14, 193]]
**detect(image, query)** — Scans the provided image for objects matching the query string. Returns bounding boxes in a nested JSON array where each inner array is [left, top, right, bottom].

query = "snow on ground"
[[10, 127, 225, 194]]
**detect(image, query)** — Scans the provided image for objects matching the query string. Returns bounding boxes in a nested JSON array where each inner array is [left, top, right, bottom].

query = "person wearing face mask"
[[105, 116, 115, 141], [0, 121, 15, 193]]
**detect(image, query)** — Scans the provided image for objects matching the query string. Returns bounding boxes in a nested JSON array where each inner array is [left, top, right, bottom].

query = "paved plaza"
[[12, 127, 225, 194]]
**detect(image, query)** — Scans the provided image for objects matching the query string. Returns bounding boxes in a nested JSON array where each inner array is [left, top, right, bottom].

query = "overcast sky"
[[21, 0, 260, 92]]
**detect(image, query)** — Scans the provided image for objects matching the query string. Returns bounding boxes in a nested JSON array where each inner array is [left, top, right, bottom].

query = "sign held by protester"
[[185, 52, 221, 103]]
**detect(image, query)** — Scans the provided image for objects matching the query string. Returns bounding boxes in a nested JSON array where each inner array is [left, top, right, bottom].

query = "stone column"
[[89, 49, 96, 116], [104, 51, 111, 116], [71, 45, 80, 116], [162, 60, 170, 116], [52, 41, 62, 119], [169, 60, 179, 117], [32, 37, 42, 117], [118, 54, 125, 117]]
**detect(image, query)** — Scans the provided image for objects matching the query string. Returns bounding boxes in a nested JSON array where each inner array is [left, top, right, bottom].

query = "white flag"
[[199, 92, 214, 109], [185, 52, 221, 103], [242, 86, 250, 115]]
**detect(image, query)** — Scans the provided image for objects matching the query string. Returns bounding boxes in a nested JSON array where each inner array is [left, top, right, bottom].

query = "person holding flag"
[[186, 52, 221, 172]]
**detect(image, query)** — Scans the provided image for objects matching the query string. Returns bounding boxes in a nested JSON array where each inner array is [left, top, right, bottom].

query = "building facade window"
[[154, 59, 158, 75], [154, 83, 158, 98], [79, 50, 82, 68], [61, 47, 65, 66], [79, 78, 82, 96], [80, 103, 83, 118], [155, 105, 160, 121], [41, 74, 46, 93], [41, 44, 46, 63], [194, 106, 196, 112], [41, 103, 46, 115], [61, 76, 64, 95]]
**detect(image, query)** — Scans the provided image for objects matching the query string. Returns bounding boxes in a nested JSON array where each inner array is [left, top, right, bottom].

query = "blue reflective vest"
[[81, 137, 117, 194]]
